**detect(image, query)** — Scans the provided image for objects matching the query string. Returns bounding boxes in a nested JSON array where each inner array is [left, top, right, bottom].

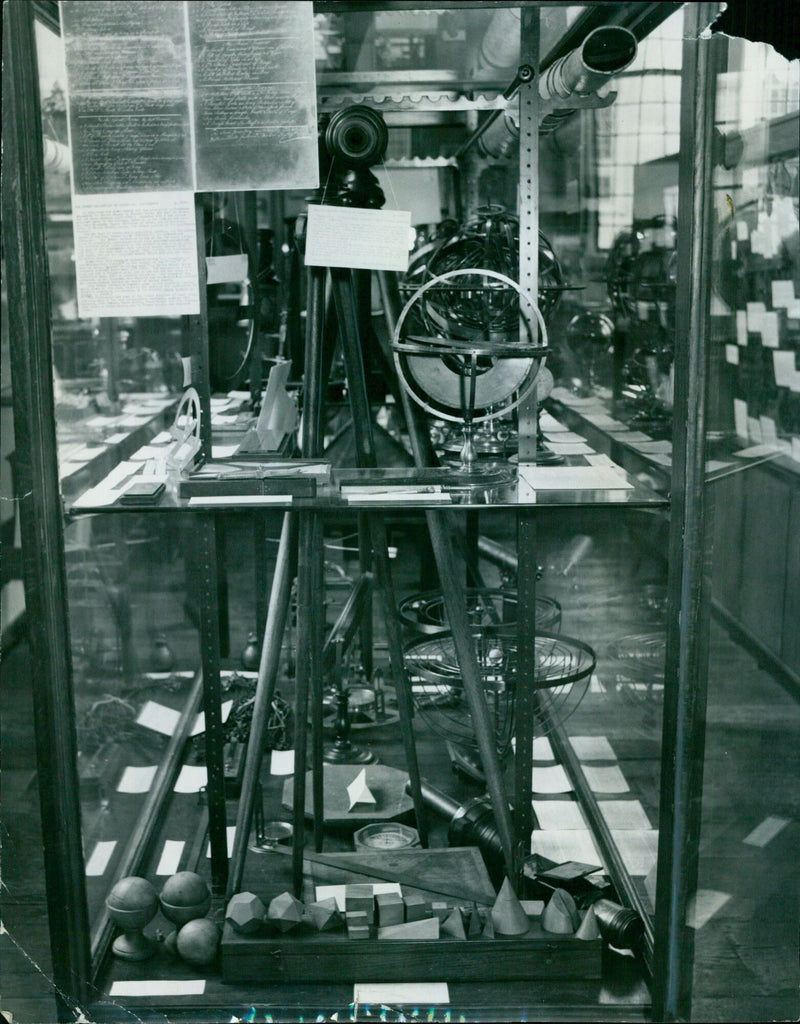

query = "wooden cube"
[[403, 893, 431, 922], [345, 910, 370, 938], [375, 892, 404, 928], [345, 884, 374, 924]]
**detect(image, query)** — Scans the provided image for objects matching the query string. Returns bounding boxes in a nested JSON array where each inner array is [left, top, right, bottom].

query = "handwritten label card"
[[773, 351, 800, 392], [735, 310, 748, 346], [305, 206, 412, 272], [746, 301, 766, 333]]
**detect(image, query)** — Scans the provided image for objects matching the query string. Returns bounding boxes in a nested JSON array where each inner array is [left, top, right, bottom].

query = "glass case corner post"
[[653, 4, 722, 1020], [2, 0, 92, 1012]]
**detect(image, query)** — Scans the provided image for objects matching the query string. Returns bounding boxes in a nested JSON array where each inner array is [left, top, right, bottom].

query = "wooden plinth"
[[220, 918, 601, 983]]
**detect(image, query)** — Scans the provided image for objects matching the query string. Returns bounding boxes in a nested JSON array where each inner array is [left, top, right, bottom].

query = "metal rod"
[[196, 513, 229, 895], [310, 514, 326, 851], [227, 512, 295, 897], [291, 263, 329, 883], [92, 670, 204, 965], [540, 693, 654, 974], [331, 266, 429, 845], [423, 511, 515, 878], [304, 266, 328, 855], [513, 511, 536, 888], [291, 510, 316, 895], [382, 269, 515, 874]]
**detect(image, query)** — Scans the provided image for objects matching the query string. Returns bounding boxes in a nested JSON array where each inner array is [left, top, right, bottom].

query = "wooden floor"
[[2, 511, 798, 1022]]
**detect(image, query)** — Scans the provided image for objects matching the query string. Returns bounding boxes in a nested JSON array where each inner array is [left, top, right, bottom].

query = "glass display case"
[[3, 2, 798, 1022]]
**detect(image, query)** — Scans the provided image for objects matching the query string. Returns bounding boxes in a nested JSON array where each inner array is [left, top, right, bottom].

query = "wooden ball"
[[176, 918, 220, 966]]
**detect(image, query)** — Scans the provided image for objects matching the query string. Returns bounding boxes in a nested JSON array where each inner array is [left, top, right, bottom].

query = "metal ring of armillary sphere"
[[404, 625, 596, 755], [391, 267, 549, 426], [398, 587, 562, 636]]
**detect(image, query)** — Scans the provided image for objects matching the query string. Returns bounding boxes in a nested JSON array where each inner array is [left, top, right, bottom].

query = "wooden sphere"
[[106, 876, 158, 928], [160, 871, 211, 926], [176, 918, 220, 966]]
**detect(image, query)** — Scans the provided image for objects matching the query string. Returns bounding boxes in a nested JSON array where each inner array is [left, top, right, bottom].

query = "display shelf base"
[[220, 919, 601, 984]]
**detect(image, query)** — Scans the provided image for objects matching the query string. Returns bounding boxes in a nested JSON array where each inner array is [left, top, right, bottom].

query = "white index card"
[[733, 398, 748, 438], [531, 829, 602, 865], [759, 416, 778, 445], [190, 700, 233, 737], [156, 840, 185, 876], [518, 465, 633, 492], [598, 800, 652, 830], [546, 442, 595, 456], [569, 736, 617, 761], [735, 310, 748, 346], [305, 205, 412, 272], [772, 280, 796, 308], [687, 890, 731, 929], [746, 301, 766, 332], [734, 443, 781, 459], [354, 983, 450, 1005], [206, 253, 248, 284], [533, 800, 587, 830], [85, 840, 117, 877], [73, 192, 199, 318], [532, 735, 555, 761], [270, 749, 296, 775], [743, 815, 790, 847], [110, 980, 206, 996], [117, 765, 158, 793], [773, 351, 800, 391], [174, 764, 207, 793], [747, 417, 763, 442], [611, 830, 659, 875], [136, 701, 181, 737], [761, 311, 779, 347], [583, 765, 629, 793], [532, 764, 573, 793]]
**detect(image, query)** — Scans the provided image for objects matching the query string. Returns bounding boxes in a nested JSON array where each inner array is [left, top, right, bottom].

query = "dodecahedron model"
[[225, 891, 266, 935], [267, 890, 304, 932]]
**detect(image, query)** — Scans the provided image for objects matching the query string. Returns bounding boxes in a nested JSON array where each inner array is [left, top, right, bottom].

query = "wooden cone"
[[441, 907, 467, 940], [490, 877, 530, 936], [575, 905, 601, 941], [541, 888, 579, 934]]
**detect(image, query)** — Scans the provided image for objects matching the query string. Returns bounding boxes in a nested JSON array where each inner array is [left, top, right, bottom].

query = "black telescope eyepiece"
[[325, 105, 389, 168]]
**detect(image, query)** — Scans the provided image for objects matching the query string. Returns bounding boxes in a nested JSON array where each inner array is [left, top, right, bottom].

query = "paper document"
[[305, 206, 413, 272]]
